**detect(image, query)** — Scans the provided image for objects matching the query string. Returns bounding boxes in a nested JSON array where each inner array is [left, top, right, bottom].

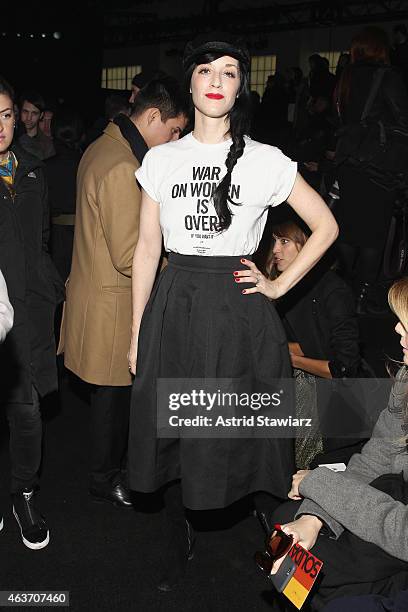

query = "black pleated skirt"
[[128, 253, 295, 510]]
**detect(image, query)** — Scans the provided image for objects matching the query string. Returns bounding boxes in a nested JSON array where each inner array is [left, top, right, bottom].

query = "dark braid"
[[213, 129, 245, 231], [212, 67, 251, 232]]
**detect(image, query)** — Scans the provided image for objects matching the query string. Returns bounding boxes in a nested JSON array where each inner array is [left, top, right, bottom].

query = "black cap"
[[182, 33, 250, 71]]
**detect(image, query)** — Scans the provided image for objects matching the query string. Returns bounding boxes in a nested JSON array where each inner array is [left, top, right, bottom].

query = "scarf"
[[0, 151, 18, 195], [113, 114, 148, 164]]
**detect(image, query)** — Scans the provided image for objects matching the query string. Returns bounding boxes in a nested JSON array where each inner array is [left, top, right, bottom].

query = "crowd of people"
[[0, 22, 408, 612]]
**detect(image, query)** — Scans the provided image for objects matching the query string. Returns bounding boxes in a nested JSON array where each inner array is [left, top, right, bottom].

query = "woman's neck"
[[193, 112, 231, 144]]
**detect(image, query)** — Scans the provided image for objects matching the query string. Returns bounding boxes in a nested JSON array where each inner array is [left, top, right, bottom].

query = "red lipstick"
[[206, 93, 224, 99]]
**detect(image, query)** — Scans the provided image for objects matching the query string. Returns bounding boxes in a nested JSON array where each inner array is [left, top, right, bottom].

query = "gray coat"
[[297, 371, 408, 562]]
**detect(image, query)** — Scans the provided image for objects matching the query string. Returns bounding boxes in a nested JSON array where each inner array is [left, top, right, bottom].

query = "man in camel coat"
[[59, 78, 187, 506]]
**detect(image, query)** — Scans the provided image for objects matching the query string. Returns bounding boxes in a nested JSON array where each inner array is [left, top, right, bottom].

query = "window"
[[250, 55, 277, 97], [317, 51, 348, 74], [101, 65, 142, 90]]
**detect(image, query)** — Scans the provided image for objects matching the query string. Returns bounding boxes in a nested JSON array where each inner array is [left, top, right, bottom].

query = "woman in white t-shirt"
[[127, 34, 338, 591]]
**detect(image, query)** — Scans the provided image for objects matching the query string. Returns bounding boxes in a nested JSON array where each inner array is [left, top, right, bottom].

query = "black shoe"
[[157, 521, 195, 592], [89, 482, 133, 508], [12, 489, 49, 550]]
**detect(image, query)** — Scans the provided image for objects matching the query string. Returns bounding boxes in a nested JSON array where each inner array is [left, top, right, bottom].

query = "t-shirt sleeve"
[[135, 148, 160, 203], [267, 148, 297, 207]]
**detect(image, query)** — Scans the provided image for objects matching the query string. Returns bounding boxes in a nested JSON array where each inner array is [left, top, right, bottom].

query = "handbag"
[[335, 67, 408, 191]]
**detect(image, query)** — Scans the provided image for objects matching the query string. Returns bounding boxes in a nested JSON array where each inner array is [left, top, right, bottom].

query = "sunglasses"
[[254, 523, 293, 576]]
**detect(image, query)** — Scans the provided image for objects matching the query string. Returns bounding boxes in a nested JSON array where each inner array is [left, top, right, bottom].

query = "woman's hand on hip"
[[233, 259, 283, 300]]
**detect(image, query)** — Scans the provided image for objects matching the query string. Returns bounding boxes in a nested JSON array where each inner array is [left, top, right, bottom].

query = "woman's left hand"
[[234, 259, 283, 300], [288, 469, 310, 500]]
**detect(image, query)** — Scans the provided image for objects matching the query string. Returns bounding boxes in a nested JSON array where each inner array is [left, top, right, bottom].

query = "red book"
[[282, 542, 323, 609]]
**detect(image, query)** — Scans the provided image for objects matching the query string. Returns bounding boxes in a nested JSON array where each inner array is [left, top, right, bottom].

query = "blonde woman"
[[269, 277, 408, 607]]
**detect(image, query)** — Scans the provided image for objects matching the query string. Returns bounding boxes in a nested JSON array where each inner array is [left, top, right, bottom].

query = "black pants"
[[89, 385, 131, 487], [6, 385, 41, 494], [336, 242, 384, 286], [271, 501, 408, 611]]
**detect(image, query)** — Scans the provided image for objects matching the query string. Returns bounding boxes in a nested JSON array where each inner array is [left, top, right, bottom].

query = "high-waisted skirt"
[[128, 253, 295, 510]]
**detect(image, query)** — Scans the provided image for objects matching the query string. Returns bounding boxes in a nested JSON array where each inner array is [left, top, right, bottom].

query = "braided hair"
[[184, 51, 251, 232]]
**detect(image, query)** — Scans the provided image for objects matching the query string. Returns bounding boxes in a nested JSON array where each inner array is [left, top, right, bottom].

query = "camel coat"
[[59, 122, 141, 385]]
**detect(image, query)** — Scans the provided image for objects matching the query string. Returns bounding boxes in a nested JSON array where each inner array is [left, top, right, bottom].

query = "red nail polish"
[[235, 278, 240, 282], [242, 290, 246, 294], [240, 258, 245, 263], [233, 271, 239, 276], [274, 523, 282, 530]]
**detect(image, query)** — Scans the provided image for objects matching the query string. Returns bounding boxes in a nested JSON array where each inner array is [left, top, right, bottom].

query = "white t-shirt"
[[135, 132, 297, 256]]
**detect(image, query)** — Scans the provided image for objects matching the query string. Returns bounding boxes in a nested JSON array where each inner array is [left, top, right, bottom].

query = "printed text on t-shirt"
[[170, 166, 241, 236]]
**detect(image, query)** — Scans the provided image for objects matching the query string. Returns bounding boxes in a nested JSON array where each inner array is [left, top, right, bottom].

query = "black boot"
[[12, 488, 49, 550], [157, 519, 195, 592], [157, 482, 195, 592]]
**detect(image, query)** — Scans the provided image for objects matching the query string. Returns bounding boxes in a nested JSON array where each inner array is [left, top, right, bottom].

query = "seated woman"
[[268, 277, 408, 610], [265, 215, 371, 469]]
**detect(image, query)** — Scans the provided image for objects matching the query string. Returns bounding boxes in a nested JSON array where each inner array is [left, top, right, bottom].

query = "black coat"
[[0, 144, 64, 403], [278, 267, 363, 377], [45, 142, 81, 282], [45, 141, 81, 216], [334, 62, 408, 246], [341, 62, 408, 129]]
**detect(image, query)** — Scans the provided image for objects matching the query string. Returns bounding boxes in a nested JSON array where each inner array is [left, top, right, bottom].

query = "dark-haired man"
[[129, 73, 146, 104], [19, 92, 55, 160], [59, 78, 187, 507]]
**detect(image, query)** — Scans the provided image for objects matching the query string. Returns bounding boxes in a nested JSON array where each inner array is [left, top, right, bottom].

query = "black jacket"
[[0, 144, 64, 403], [340, 62, 408, 129], [277, 266, 364, 378], [45, 141, 81, 216]]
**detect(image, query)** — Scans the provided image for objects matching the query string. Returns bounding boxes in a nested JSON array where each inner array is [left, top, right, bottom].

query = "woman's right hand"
[[128, 337, 138, 375], [271, 516, 322, 574]]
